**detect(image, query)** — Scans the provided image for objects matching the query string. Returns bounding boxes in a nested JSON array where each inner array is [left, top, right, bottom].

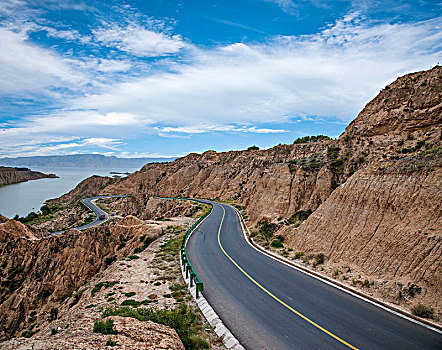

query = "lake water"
[[0, 166, 139, 218]]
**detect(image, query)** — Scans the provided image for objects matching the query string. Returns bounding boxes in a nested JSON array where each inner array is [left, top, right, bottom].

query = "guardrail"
[[156, 197, 212, 298], [180, 201, 212, 298]]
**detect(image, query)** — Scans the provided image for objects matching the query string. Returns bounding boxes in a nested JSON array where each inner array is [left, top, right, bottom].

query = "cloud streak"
[[0, 6, 441, 157]]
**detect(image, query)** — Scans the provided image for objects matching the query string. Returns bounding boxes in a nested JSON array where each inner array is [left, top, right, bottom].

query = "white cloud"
[[155, 124, 288, 135], [75, 15, 441, 127], [0, 13, 441, 157], [0, 27, 83, 95], [265, 0, 297, 14], [93, 24, 185, 57], [0, 137, 123, 157]]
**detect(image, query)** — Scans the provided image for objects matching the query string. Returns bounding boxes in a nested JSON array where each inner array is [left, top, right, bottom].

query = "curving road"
[[52, 195, 125, 234], [187, 201, 442, 350]]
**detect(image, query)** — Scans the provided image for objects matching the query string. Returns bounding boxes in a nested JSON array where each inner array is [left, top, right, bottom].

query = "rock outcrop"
[[0, 204, 193, 340], [0, 167, 57, 186]]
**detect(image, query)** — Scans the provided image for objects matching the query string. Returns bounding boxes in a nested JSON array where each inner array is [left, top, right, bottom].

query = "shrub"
[[106, 338, 117, 346], [313, 253, 325, 267], [411, 304, 434, 319], [105, 256, 116, 267], [404, 283, 422, 298], [294, 252, 304, 259], [49, 308, 58, 321], [127, 255, 139, 260], [51, 328, 57, 335], [275, 235, 284, 243], [362, 279, 370, 288], [121, 299, 141, 307], [295, 209, 312, 222], [124, 292, 136, 297], [70, 289, 85, 308], [271, 240, 283, 248], [93, 319, 117, 334], [247, 145, 259, 151], [294, 135, 330, 144], [330, 158, 344, 168], [91, 281, 119, 297], [257, 220, 277, 242]]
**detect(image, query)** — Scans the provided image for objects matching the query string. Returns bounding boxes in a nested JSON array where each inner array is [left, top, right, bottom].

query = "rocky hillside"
[[0, 199, 199, 341], [0, 167, 57, 186], [55, 66, 441, 318]]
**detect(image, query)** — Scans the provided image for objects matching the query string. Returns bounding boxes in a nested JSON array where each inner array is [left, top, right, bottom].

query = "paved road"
[[52, 195, 124, 234], [187, 201, 442, 350]]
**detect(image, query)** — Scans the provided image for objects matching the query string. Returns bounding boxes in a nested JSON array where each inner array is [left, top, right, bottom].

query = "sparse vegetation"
[[106, 338, 117, 346], [48, 307, 58, 321], [313, 253, 325, 267], [102, 304, 209, 349], [247, 145, 260, 151], [91, 281, 119, 297], [293, 135, 331, 144], [411, 304, 434, 319], [93, 319, 117, 334]]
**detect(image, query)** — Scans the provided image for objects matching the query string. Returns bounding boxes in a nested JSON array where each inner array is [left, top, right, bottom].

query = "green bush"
[[93, 319, 117, 334], [257, 220, 277, 242], [106, 338, 117, 346], [127, 255, 140, 260], [247, 145, 259, 150], [313, 253, 325, 266], [411, 304, 434, 319], [294, 252, 304, 259], [49, 307, 58, 321], [51, 328, 57, 335], [91, 281, 119, 297], [271, 240, 283, 248], [124, 292, 136, 297], [121, 299, 141, 307], [294, 135, 330, 144], [105, 255, 116, 267]]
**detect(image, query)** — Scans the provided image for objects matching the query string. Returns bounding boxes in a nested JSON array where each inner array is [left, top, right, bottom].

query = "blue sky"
[[0, 0, 440, 158]]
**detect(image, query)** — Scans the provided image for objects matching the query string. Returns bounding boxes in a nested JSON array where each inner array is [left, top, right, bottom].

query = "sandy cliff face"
[[0, 167, 57, 186], [0, 210, 183, 340], [104, 141, 360, 224], [50, 175, 119, 205], [343, 67, 441, 138], [281, 159, 441, 309]]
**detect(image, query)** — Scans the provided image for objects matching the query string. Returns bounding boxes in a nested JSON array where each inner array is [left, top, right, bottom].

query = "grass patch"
[[121, 299, 141, 307], [93, 319, 117, 335], [102, 304, 209, 349], [91, 281, 119, 297]]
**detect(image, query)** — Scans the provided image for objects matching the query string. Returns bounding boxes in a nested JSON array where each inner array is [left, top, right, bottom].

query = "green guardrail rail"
[[180, 200, 212, 298], [157, 197, 212, 298]]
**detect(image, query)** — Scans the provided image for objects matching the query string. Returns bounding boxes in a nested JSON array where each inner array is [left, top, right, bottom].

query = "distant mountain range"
[[0, 154, 176, 169]]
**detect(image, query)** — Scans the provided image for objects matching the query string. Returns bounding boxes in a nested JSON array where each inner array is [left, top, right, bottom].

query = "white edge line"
[[229, 204, 442, 335], [178, 200, 246, 350]]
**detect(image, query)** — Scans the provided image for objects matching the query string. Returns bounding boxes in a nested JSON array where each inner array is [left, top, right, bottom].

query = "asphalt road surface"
[[187, 201, 442, 350], [52, 195, 124, 234]]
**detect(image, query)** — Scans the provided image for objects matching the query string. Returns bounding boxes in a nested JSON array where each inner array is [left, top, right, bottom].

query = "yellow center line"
[[216, 204, 359, 350]]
